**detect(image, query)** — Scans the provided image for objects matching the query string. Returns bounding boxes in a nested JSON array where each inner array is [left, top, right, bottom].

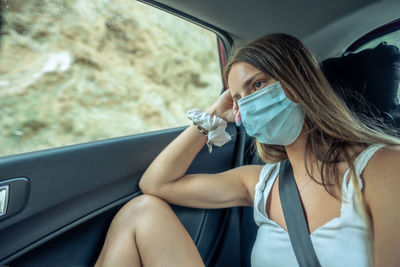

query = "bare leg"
[[95, 194, 205, 267]]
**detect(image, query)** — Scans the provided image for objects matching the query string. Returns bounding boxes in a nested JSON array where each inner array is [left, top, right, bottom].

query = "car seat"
[[321, 42, 400, 129]]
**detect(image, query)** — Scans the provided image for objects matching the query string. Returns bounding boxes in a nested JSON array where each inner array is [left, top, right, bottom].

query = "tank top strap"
[[342, 144, 386, 205], [255, 162, 280, 192], [253, 162, 280, 226], [353, 144, 386, 177]]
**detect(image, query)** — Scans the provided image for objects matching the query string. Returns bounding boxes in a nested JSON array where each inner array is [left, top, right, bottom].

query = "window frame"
[[346, 18, 400, 52], [139, 0, 232, 94]]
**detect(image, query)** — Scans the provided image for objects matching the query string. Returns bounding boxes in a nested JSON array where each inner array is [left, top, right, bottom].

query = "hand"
[[207, 89, 235, 122]]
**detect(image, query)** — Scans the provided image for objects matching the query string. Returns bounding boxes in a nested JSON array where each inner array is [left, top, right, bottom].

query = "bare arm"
[[363, 145, 400, 267], [139, 89, 260, 208]]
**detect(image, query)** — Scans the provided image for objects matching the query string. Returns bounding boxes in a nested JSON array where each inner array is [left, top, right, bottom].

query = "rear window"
[[353, 29, 400, 52]]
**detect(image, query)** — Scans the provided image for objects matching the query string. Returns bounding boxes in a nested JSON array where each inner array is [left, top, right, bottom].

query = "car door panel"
[[0, 124, 239, 265]]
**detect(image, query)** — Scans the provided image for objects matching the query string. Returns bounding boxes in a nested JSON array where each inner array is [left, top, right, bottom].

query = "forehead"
[[227, 62, 265, 93], [228, 62, 260, 84]]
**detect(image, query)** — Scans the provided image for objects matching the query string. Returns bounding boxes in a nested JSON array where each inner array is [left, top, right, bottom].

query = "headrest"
[[321, 42, 400, 127]]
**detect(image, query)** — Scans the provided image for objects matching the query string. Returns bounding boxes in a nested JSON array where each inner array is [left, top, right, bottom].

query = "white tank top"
[[251, 144, 385, 267]]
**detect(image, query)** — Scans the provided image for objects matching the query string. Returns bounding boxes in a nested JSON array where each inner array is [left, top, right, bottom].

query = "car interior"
[[0, 0, 399, 266]]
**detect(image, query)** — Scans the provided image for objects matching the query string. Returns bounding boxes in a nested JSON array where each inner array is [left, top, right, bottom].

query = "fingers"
[[206, 89, 236, 122], [221, 88, 233, 102]]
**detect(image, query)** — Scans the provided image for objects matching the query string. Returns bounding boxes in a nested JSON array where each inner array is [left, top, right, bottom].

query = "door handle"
[[0, 178, 29, 221], [0, 185, 9, 216]]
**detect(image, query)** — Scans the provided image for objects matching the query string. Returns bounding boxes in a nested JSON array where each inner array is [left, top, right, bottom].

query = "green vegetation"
[[0, 0, 222, 156]]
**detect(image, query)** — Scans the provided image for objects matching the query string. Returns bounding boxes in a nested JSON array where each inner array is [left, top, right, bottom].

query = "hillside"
[[0, 0, 222, 156]]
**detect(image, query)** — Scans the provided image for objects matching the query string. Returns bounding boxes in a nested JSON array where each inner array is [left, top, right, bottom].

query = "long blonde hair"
[[224, 33, 400, 220]]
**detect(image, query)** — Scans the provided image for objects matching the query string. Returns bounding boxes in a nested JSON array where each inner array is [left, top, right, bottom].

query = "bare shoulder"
[[362, 145, 400, 265], [232, 164, 264, 204], [363, 144, 400, 214], [233, 164, 264, 175], [363, 144, 400, 181], [369, 144, 400, 161], [235, 164, 264, 182]]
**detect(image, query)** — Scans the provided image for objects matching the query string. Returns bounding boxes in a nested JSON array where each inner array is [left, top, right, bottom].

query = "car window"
[[0, 0, 222, 157], [353, 29, 400, 100], [353, 29, 400, 52]]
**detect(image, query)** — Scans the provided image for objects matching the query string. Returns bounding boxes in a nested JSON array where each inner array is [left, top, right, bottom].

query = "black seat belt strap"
[[278, 159, 321, 267]]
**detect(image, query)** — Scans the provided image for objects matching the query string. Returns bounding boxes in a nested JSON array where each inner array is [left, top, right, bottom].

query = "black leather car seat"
[[321, 42, 400, 129]]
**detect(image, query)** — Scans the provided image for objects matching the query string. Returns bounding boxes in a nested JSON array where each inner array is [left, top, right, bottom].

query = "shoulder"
[[234, 164, 265, 185], [367, 144, 400, 162], [230, 164, 265, 205], [239, 163, 279, 185], [363, 144, 400, 183], [362, 145, 400, 265], [237, 163, 281, 204], [363, 145, 400, 216]]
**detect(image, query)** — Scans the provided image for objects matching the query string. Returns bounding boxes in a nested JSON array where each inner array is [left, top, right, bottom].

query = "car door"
[[0, 1, 252, 266], [1, 126, 249, 266]]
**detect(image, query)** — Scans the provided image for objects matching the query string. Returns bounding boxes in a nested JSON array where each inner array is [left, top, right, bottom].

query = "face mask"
[[237, 81, 305, 146]]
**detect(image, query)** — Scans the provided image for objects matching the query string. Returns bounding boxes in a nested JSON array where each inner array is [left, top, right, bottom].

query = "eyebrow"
[[231, 71, 265, 101]]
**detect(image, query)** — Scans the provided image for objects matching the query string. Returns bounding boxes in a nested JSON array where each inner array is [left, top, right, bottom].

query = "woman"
[[95, 34, 400, 266]]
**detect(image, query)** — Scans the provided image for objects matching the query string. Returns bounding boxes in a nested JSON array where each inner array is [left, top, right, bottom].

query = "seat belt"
[[278, 159, 321, 267]]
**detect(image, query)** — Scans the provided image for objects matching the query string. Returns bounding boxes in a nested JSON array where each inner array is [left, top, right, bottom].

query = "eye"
[[253, 80, 266, 92]]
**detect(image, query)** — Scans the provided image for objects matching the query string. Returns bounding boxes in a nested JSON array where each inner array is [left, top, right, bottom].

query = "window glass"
[[0, 0, 222, 157], [354, 29, 400, 52], [354, 29, 400, 100]]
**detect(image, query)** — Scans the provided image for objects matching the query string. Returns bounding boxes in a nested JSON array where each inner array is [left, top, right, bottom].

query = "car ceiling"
[[152, 0, 400, 59]]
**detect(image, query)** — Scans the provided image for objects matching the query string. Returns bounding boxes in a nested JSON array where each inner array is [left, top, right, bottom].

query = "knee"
[[112, 194, 170, 229], [123, 194, 170, 215]]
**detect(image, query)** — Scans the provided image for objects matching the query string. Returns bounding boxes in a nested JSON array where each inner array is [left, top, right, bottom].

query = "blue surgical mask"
[[237, 81, 305, 146]]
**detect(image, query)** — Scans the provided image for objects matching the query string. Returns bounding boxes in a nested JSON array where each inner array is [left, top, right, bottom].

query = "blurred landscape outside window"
[[353, 29, 400, 99], [0, 0, 222, 157]]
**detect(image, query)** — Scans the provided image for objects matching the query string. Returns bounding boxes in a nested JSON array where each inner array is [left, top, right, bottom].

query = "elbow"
[[139, 175, 158, 195], [139, 177, 151, 194], [139, 171, 175, 197]]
